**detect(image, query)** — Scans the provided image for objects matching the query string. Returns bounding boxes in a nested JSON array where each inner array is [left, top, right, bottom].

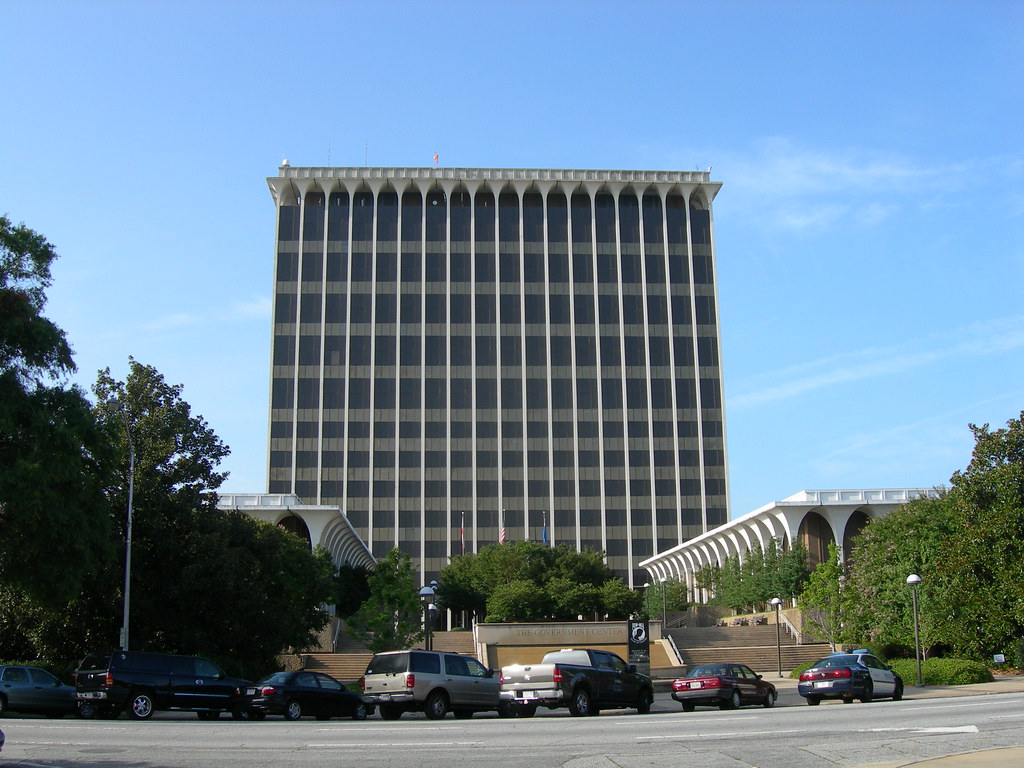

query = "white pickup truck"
[[499, 648, 654, 717]]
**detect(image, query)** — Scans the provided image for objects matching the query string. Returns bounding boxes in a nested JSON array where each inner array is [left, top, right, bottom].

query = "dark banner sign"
[[627, 619, 650, 666]]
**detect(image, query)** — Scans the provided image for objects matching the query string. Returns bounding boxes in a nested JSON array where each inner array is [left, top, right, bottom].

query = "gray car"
[[0, 665, 78, 718], [361, 650, 507, 720]]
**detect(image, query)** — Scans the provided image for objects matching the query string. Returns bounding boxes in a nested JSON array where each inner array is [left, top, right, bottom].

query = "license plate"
[[689, 681, 703, 689], [246, 688, 256, 696], [518, 691, 536, 699], [814, 681, 832, 689], [377, 693, 391, 701]]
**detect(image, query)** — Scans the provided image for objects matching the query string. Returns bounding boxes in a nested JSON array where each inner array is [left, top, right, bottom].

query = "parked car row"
[[1, 649, 905, 722]]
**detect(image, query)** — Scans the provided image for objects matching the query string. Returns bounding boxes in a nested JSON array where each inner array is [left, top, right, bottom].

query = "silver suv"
[[361, 650, 505, 720]]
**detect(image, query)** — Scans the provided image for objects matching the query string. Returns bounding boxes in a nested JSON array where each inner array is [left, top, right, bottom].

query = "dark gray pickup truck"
[[499, 648, 654, 717]]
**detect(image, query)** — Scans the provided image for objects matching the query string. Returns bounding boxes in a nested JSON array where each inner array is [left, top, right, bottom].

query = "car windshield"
[[814, 655, 859, 668], [685, 665, 729, 678]]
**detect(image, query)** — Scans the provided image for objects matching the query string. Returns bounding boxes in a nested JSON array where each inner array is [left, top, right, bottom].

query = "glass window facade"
[[268, 168, 726, 586]]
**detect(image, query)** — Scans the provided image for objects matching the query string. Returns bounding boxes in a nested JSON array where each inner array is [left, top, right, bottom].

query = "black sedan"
[[0, 665, 78, 718], [249, 671, 369, 720], [798, 650, 903, 705], [671, 663, 777, 711]]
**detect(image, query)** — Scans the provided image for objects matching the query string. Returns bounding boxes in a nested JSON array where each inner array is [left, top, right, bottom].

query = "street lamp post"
[[907, 574, 923, 686], [659, 577, 667, 625], [642, 582, 650, 619], [112, 400, 136, 652], [770, 597, 783, 678], [419, 581, 438, 651]]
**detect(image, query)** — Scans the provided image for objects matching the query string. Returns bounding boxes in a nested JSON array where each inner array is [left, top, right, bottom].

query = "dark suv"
[[75, 651, 254, 720]]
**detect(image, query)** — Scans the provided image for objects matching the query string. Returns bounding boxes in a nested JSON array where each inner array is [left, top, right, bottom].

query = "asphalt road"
[[2, 689, 1023, 768]]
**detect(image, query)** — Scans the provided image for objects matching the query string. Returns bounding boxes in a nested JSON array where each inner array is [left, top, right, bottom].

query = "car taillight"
[[553, 668, 563, 685], [499, 671, 505, 685], [104, 672, 114, 688], [671, 680, 684, 691], [405, 673, 415, 689], [260, 686, 277, 696], [801, 668, 852, 681], [706, 678, 722, 689], [828, 668, 852, 679], [360, 677, 366, 693]]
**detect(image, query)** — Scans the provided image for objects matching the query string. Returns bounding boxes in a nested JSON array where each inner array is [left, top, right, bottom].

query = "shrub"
[[889, 658, 994, 686]]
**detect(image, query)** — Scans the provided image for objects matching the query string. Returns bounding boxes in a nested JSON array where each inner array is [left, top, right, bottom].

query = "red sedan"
[[671, 663, 778, 711]]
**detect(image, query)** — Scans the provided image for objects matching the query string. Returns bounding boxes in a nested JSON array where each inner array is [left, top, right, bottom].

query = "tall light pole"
[[642, 582, 650, 619], [113, 401, 135, 652], [659, 577, 667, 625], [907, 574, 923, 686], [770, 597, 783, 678]]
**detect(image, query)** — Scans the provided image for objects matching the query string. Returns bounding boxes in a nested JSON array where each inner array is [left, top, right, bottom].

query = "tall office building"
[[266, 166, 727, 585]]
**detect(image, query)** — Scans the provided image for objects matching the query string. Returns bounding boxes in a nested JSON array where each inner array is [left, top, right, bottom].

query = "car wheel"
[[806, 696, 821, 706], [517, 703, 538, 718], [351, 702, 367, 721], [380, 704, 403, 720], [762, 689, 777, 708], [128, 691, 155, 720], [0, 695, 6, 717], [78, 700, 97, 719], [231, 707, 256, 720], [893, 680, 904, 701], [568, 687, 591, 717], [681, 702, 695, 712], [859, 682, 873, 704], [720, 690, 741, 710], [636, 688, 653, 714], [842, 697, 855, 704], [497, 700, 516, 718], [284, 700, 303, 720], [424, 691, 448, 720]]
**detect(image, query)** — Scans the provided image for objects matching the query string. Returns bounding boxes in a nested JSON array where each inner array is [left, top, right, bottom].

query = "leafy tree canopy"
[[0, 215, 113, 607], [437, 541, 642, 623], [347, 548, 423, 652]]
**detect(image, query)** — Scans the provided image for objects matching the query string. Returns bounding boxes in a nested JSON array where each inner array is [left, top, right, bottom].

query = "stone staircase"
[[664, 624, 832, 675]]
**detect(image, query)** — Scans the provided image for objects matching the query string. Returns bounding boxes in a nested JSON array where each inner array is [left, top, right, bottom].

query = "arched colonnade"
[[638, 488, 938, 603]]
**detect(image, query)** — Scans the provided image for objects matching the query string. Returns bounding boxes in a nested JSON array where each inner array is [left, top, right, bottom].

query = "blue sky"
[[2, 1, 1021, 520]]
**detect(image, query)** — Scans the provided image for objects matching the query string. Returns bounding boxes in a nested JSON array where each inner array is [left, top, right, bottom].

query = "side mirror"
[[627, 664, 637, 674], [486, 668, 496, 678]]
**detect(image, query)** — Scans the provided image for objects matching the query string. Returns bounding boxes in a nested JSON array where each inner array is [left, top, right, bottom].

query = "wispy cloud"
[[715, 138, 1023, 233], [144, 312, 203, 331], [731, 315, 1024, 409]]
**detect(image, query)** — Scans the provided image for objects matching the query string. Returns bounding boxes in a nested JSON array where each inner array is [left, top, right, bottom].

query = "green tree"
[[0, 215, 114, 607], [939, 414, 1024, 664], [333, 563, 371, 619], [843, 492, 954, 653], [347, 548, 423, 652], [437, 541, 632, 622], [798, 542, 847, 650], [486, 579, 551, 622]]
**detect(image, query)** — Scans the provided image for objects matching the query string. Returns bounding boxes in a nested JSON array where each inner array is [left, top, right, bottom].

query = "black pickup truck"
[[74, 651, 254, 720], [499, 648, 654, 717]]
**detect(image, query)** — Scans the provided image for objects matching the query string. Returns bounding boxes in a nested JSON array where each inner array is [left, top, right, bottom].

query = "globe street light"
[[642, 582, 651, 619], [770, 597, 783, 678], [907, 574, 923, 686], [419, 580, 438, 651]]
